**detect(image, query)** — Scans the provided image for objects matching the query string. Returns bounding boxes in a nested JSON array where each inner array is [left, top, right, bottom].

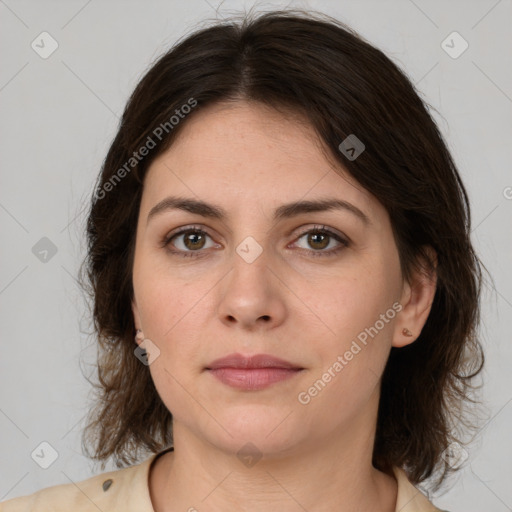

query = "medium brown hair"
[[79, 8, 486, 490]]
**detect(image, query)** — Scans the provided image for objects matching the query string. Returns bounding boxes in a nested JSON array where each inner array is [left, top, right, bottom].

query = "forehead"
[[141, 101, 379, 222]]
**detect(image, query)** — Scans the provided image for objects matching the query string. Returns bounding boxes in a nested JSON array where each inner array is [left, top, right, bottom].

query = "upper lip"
[[206, 353, 303, 370]]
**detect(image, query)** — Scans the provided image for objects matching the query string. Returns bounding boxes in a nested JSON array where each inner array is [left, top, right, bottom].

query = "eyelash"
[[161, 224, 350, 259]]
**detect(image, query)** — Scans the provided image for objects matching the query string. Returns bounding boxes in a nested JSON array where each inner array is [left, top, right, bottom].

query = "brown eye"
[[163, 228, 216, 258], [293, 226, 349, 257], [307, 231, 330, 250], [163, 225, 348, 259], [181, 231, 207, 250]]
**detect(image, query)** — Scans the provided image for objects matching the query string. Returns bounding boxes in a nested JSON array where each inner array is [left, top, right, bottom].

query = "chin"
[[203, 410, 302, 456]]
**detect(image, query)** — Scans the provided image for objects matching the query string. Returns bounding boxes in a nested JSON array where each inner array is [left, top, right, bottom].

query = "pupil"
[[310, 232, 328, 249], [187, 232, 203, 249]]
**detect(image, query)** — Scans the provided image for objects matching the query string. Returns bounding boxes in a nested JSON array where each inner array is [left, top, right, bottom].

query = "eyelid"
[[293, 224, 349, 243], [289, 224, 350, 257], [164, 223, 348, 242], [161, 224, 216, 248]]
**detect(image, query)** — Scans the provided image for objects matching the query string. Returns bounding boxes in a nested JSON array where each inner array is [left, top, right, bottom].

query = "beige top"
[[0, 448, 446, 511]]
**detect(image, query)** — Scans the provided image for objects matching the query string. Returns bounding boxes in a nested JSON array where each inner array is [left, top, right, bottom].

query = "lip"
[[206, 353, 302, 370], [205, 353, 304, 391]]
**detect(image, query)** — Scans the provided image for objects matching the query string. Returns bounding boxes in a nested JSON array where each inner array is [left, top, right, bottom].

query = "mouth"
[[206, 353, 303, 371], [205, 353, 304, 391]]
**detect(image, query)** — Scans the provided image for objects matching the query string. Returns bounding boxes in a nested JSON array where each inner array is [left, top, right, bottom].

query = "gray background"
[[1, 0, 511, 510]]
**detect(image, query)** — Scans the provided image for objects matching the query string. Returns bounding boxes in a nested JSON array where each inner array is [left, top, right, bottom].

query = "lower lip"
[[207, 368, 302, 390]]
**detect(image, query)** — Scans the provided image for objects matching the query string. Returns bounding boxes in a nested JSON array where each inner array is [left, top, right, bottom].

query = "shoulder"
[[0, 453, 159, 512], [392, 466, 448, 512]]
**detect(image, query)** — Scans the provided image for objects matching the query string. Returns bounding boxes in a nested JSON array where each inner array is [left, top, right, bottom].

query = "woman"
[[1, 8, 484, 512]]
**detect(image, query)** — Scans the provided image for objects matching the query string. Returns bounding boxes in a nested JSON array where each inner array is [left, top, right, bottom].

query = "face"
[[131, 101, 418, 457]]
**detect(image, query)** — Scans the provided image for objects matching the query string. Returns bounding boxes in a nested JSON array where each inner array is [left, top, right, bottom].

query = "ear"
[[392, 246, 437, 348], [131, 296, 144, 347]]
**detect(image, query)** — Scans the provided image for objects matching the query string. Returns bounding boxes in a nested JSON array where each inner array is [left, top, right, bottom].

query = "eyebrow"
[[146, 196, 371, 226]]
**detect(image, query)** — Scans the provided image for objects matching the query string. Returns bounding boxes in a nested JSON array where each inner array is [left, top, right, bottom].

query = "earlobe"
[[392, 246, 438, 348], [135, 329, 145, 346]]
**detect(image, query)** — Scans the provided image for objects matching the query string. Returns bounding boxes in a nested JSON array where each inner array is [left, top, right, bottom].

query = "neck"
[[149, 412, 397, 512]]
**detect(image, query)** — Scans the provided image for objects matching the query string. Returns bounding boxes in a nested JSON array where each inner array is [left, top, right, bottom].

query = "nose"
[[217, 245, 287, 332]]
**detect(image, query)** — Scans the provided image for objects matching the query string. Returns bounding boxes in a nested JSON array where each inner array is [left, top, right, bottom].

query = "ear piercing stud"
[[135, 329, 144, 343], [402, 328, 413, 337]]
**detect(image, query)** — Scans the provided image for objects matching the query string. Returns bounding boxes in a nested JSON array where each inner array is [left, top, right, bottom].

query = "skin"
[[131, 100, 437, 512]]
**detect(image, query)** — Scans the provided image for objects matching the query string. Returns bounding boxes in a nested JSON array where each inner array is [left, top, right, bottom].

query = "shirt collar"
[[125, 449, 441, 512]]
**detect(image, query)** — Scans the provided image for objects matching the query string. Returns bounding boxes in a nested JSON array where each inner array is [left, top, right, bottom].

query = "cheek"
[[134, 255, 199, 337], [137, 268, 219, 367], [300, 284, 396, 425], [312, 262, 398, 372], [140, 281, 208, 417], [317, 271, 387, 335]]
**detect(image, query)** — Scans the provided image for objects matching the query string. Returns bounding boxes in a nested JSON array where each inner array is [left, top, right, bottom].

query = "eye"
[[162, 226, 217, 258], [162, 224, 349, 258], [291, 225, 349, 257]]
